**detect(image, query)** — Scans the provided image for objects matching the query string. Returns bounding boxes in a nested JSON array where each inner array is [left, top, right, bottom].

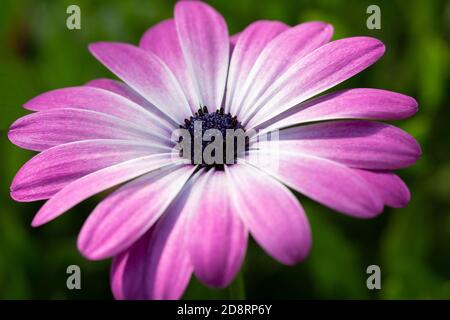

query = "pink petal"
[[110, 251, 130, 300], [32, 153, 177, 227], [356, 170, 411, 208], [234, 21, 333, 121], [225, 20, 289, 115], [111, 182, 194, 300], [84, 79, 176, 129], [89, 42, 192, 123], [77, 165, 195, 260], [255, 120, 421, 170], [23, 86, 174, 135], [257, 88, 419, 132], [246, 150, 384, 218], [229, 32, 241, 51], [8, 108, 171, 151], [10, 140, 159, 202], [175, 1, 229, 109], [246, 37, 385, 129], [85, 79, 150, 107], [140, 19, 199, 113], [188, 169, 247, 288], [225, 164, 311, 265]]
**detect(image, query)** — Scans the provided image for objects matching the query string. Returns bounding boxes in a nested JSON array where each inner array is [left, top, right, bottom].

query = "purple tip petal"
[[357, 170, 411, 208], [8, 108, 170, 152]]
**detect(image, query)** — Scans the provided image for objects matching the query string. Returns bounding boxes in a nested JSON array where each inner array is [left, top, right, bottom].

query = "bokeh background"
[[0, 0, 449, 299]]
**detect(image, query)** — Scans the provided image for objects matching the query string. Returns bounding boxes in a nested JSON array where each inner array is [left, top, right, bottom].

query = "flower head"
[[8, 1, 420, 299]]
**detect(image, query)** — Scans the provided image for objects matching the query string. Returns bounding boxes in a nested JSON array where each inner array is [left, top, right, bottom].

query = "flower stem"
[[227, 271, 246, 300]]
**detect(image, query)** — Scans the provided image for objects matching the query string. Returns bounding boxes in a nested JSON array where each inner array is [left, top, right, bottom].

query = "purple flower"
[[8, 1, 421, 299]]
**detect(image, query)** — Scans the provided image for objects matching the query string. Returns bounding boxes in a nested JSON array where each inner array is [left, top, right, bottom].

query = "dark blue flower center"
[[179, 106, 248, 168]]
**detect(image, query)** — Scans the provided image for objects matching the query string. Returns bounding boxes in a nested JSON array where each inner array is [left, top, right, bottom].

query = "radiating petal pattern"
[[111, 178, 195, 300], [77, 165, 195, 260], [89, 42, 192, 123], [32, 153, 179, 227], [10, 140, 160, 202], [234, 21, 333, 120], [246, 37, 385, 128], [7, 0, 421, 302]]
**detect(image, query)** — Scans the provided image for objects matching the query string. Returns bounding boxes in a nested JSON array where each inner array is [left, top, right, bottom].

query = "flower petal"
[[111, 181, 194, 300], [257, 88, 419, 133], [225, 20, 288, 115], [175, 1, 229, 109], [246, 150, 384, 218], [84, 79, 150, 107], [246, 37, 385, 129], [229, 32, 241, 51], [234, 21, 333, 121], [8, 108, 171, 151], [23, 86, 174, 134], [84, 79, 176, 130], [225, 164, 311, 265], [140, 19, 199, 113], [110, 250, 129, 300], [32, 153, 178, 227], [255, 120, 421, 170], [356, 170, 411, 208], [10, 140, 159, 202], [188, 169, 247, 288], [89, 42, 191, 123], [77, 165, 195, 260]]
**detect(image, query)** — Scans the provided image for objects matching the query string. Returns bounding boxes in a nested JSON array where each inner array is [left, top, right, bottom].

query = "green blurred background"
[[0, 0, 449, 299]]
